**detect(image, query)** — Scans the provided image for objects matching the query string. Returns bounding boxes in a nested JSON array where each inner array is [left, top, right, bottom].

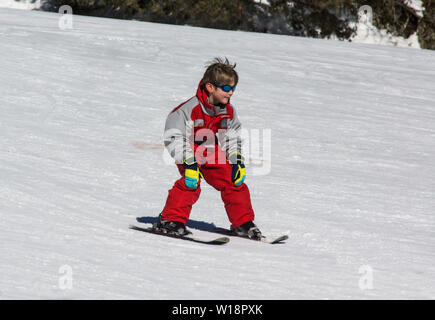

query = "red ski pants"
[[160, 154, 255, 228]]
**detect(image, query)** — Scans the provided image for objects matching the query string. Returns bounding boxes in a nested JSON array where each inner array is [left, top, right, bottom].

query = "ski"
[[129, 225, 230, 245], [211, 227, 288, 244]]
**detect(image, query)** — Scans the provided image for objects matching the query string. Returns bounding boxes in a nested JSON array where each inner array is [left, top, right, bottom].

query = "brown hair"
[[200, 57, 238, 89]]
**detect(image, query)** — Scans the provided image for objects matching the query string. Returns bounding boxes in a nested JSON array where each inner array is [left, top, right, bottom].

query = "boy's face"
[[206, 81, 235, 106]]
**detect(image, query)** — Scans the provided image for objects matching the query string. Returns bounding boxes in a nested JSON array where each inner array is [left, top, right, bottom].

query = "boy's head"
[[201, 57, 238, 106]]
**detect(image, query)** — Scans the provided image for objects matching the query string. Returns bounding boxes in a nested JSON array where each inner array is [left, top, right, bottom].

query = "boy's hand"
[[183, 156, 203, 190], [229, 152, 246, 187]]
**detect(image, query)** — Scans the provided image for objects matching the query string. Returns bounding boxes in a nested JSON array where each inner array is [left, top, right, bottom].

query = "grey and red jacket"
[[164, 82, 242, 164]]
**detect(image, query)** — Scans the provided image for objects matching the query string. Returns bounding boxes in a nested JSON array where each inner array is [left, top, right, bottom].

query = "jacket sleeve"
[[218, 107, 243, 164], [163, 108, 194, 164]]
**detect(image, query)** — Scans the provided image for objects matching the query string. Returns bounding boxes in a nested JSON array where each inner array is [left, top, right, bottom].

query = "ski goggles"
[[214, 82, 236, 93]]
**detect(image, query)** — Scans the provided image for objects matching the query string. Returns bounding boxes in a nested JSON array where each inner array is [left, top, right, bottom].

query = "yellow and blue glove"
[[183, 156, 203, 190], [229, 152, 246, 187]]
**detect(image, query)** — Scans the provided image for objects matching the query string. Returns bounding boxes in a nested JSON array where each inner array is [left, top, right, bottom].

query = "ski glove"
[[229, 152, 246, 187], [183, 156, 203, 190]]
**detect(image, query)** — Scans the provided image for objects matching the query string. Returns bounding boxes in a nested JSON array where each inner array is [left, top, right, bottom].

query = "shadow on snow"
[[136, 216, 220, 232]]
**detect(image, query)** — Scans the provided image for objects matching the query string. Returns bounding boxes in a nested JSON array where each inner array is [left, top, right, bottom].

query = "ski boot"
[[153, 215, 191, 236], [231, 221, 263, 240]]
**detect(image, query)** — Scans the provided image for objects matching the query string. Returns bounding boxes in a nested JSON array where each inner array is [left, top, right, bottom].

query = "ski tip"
[[216, 237, 230, 243], [270, 235, 289, 244], [208, 237, 230, 245], [260, 234, 289, 244]]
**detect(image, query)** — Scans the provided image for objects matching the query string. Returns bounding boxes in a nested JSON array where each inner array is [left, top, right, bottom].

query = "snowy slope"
[[1, 8, 435, 299]]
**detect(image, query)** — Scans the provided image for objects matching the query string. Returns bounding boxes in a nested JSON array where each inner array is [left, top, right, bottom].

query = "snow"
[[0, 0, 41, 10], [350, 4, 422, 49], [254, 0, 271, 5], [405, 0, 425, 18], [350, 21, 421, 49], [1, 8, 435, 299]]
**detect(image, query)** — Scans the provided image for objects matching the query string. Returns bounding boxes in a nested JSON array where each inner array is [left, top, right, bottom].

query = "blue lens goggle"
[[214, 82, 236, 92]]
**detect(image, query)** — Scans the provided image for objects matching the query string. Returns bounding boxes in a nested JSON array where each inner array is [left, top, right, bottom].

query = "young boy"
[[154, 57, 262, 240]]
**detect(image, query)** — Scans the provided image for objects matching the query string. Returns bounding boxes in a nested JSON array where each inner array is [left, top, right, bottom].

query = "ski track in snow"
[[1, 8, 435, 299]]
